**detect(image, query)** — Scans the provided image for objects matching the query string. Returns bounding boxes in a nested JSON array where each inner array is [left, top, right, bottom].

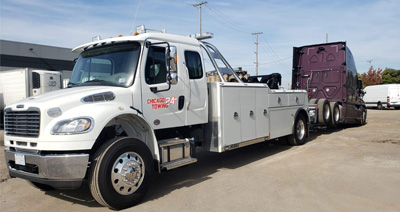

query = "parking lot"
[[1, 109, 400, 212]]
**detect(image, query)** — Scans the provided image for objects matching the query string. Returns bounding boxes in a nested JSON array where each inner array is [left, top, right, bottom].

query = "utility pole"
[[193, 1, 207, 35], [252, 32, 262, 75], [326, 33, 328, 43]]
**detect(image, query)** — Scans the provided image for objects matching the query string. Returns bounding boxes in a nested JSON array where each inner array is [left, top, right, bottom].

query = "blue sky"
[[1, 0, 399, 87]]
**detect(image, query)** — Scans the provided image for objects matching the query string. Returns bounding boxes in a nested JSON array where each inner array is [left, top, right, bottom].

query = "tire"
[[317, 98, 331, 125], [308, 98, 317, 105], [328, 102, 340, 128], [287, 114, 307, 145], [360, 108, 367, 125], [89, 137, 153, 210], [377, 102, 383, 110], [27, 181, 55, 191]]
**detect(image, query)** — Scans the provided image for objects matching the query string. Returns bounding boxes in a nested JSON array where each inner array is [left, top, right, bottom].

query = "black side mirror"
[[357, 80, 363, 90]]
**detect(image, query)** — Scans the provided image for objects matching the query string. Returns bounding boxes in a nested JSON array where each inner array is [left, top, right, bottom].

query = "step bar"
[[158, 138, 197, 170]]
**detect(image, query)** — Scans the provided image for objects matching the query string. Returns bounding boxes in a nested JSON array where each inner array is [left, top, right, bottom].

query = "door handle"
[[178, 96, 185, 110]]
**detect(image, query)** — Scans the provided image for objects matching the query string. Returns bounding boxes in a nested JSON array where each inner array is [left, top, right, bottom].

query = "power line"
[[196, 2, 292, 75]]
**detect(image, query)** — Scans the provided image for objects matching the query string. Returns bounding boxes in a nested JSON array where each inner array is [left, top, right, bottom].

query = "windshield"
[[69, 42, 141, 87]]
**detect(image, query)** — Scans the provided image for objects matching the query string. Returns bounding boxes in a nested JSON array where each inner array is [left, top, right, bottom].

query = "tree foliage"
[[381, 68, 400, 84], [360, 66, 383, 88]]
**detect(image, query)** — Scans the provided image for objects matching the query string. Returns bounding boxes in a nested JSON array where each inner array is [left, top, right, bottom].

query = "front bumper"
[[4, 149, 89, 189]]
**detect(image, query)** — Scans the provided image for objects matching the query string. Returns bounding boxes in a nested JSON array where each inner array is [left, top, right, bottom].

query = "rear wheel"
[[89, 137, 153, 210], [329, 102, 340, 128], [287, 114, 307, 145], [309, 98, 318, 104], [377, 103, 383, 110], [317, 98, 331, 125]]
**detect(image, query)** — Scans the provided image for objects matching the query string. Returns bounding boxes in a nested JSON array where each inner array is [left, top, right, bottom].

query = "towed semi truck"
[[4, 29, 309, 210], [292, 42, 367, 127]]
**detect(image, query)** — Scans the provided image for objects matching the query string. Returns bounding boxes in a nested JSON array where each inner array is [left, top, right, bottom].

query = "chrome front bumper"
[[4, 149, 89, 189]]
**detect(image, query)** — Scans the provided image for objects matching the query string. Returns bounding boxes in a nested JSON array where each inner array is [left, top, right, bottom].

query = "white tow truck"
[[4, 28, 309, 209]]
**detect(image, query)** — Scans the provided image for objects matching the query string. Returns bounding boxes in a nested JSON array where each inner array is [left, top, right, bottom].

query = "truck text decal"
[[147, 97, 178, 109]]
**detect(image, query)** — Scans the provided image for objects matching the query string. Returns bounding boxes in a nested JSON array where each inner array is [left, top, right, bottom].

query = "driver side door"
[[141, 45, 186, 129]]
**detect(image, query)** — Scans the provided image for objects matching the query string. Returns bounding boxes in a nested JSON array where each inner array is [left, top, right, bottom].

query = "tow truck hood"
[[5, 86, 133, 112]]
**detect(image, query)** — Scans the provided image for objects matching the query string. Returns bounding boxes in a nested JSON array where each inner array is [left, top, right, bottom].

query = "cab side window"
[[145, 46, 167, 84], [185, 51, 203, 79]]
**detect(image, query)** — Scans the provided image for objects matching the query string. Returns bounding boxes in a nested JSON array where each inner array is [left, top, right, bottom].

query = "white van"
[[363, 84, 400, 109]]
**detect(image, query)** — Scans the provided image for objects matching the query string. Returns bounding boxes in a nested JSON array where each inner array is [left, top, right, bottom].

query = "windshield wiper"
[[67, 82, 78, 88], [83, 79, 105, 83], [81, 79, 118, 86]]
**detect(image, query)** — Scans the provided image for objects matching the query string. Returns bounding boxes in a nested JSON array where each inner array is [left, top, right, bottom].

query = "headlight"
[[52, 117, 94, 135]]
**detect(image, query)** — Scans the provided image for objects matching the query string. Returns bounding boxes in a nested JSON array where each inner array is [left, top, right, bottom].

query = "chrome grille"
[[5, 109, 40, 137]]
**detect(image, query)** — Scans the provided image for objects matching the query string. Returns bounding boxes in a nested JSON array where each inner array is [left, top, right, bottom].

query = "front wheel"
[[287, 114, 307, 145], [377, 103, 383, 110], [89, 137, 153, 210]]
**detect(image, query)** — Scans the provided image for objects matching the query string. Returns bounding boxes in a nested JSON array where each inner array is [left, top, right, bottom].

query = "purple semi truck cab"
[[292, 42, 366, 126]]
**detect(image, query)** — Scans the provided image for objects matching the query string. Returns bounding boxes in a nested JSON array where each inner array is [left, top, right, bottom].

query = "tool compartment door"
[[221, 86, 241, 146]]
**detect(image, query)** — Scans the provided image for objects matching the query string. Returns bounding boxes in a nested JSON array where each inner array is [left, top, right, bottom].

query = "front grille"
[[5, 109, 40, 137]]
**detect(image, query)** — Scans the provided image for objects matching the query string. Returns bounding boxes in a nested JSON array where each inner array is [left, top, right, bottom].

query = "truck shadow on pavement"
[[43, 126, 350, 208]]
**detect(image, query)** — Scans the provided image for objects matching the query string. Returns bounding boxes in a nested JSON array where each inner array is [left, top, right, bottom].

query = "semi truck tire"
[[89, 137, 153, 210], [309, 99, 317, 104], [360, 108, 367, 125], [329, 102, 340, 128], [287, 114, 307, 145], [377, 102, 383, 110], [28, 181, 55, 191], [317, 98, 331, 125]]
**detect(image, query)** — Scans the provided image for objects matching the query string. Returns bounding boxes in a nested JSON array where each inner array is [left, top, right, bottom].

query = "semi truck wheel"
[[377, 102, 383, 110], [309, 98, 317, 104], [360, 109, 367, 125], [317, 98, 331, 125], [89, 137, 153, 210], [287, 114, 307, 145], [329, 102, 340, 128]]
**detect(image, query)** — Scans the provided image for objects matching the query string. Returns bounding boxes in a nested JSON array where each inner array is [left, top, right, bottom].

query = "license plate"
[[15, 154, 26, 166]]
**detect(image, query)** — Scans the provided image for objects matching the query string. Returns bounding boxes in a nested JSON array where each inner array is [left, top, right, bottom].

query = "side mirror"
[[169, 46, 178, 85], [357, 80, 363, 90], [170, 72, 178, 84]]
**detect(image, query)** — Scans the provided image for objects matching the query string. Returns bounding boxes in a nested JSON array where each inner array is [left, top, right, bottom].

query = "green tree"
[[381, 68, 400, 84]]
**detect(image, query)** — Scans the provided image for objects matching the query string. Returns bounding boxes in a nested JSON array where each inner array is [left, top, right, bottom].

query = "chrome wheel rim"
[[296, 119, 305, 140], [334, 107, 340, 122], [111, 152, 145, 195], [324, 104, 330, 120]]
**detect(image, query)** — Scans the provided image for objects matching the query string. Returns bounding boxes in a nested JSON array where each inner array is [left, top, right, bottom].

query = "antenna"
[[130, 0, 142, 35]]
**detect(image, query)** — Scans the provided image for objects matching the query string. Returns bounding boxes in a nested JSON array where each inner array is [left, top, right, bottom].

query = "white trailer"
[[3, 30, 309, 210], [363, 84, 400, 109], [0, 68, 62, 128]]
